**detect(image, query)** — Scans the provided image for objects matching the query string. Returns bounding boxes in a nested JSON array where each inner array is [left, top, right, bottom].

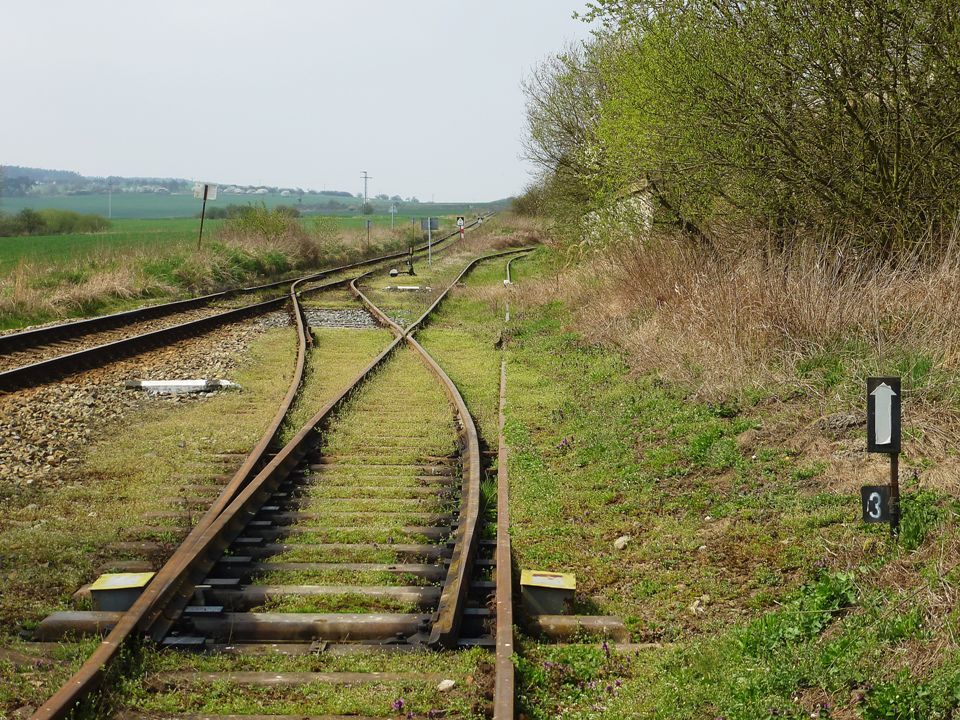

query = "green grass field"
[[0, 215, 456, 274], [0, 192, 297, 219], [0, 218, 220, 273], [0, 192, 498, 220]]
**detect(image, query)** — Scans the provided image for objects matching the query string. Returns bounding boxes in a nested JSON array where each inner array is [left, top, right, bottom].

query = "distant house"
[[583, 180, 654, 244], [280, 190, 291, 197], [254, 188, 269, 195]]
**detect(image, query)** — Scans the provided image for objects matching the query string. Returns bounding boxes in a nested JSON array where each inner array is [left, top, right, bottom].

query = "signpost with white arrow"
[[865, 377, 902, 533], [194, 183, 218, 251]]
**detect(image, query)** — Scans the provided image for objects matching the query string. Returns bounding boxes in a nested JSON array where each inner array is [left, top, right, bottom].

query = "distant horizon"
[[0, 163, 514, 203]]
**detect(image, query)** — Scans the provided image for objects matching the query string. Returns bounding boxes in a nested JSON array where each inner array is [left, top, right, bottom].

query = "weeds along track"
[[0, 221, 483, 393], [28, 241, 527, 719]]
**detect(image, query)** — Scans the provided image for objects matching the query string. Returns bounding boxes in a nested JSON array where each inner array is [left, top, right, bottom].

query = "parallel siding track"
[[0, 219, 485, 393]]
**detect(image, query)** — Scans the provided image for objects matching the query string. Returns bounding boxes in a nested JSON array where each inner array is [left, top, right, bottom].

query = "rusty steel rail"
[[160, 273, 329, 536], [28, 270, 327, 720], [0, 263, 336, 357], [0, 217, 487, 394], [349, 245, 530, 648], [0, 293, 291, 393], [505, 251, 527, 285], [30, 218, 494, 720], [405, 248, 530, 647], [0, 215, 487, 358], [495, 359, 516, 720], [31, 318, 405, 720]]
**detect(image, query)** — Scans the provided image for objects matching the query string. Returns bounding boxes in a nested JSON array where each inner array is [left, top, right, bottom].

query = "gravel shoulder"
[[0, 311, 291, 488]]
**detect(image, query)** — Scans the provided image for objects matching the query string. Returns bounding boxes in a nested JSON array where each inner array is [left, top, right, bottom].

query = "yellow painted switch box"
[[520, 569, 576, 615], [89, 572, 155, 612]]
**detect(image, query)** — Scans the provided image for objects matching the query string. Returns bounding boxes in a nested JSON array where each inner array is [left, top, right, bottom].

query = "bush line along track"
[[31, 240, 530, 719], [0, 218, 486, 393]]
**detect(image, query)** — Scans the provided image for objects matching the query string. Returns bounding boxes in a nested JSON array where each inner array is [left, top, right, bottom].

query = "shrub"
[[0, 209, 109, 236], [226, 203, 300, 244], [38, 209, 110, 234]]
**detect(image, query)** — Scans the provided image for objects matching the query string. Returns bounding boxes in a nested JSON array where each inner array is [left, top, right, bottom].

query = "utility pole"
[[427, 218, 433, 266], [361, 170, 372, 209]]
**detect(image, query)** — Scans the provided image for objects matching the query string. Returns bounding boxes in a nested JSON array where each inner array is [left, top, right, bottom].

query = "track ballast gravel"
[[0, 311, 291, 490]]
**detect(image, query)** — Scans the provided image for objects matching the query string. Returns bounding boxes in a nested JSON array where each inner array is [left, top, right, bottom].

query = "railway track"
[[0, 219, 484, 394], [29, 241, 528, 719]]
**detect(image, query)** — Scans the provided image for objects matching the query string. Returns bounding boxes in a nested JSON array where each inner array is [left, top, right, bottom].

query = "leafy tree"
[[527, 0, 960, 260], [15, 208, 46, 234]]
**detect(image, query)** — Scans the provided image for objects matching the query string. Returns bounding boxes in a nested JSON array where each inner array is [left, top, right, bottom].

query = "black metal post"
[[197, 184, 209, 250], [890, 452, 900, 536]]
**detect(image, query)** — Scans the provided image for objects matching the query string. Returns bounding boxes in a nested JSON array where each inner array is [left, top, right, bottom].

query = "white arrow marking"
[[871, 382, 896, 445]]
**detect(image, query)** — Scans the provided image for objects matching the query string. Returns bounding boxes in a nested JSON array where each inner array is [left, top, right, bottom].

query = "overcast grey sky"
[[1, 1, 592, 201]]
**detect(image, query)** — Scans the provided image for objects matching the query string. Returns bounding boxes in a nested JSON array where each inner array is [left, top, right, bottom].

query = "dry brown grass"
[[0, 258, 174, 326], [218, 221, 322, 263], [526, 232, 960, 395], [53, 264, 169, 309], [506, 226, 960, 464], [0, 221, 407, 329]]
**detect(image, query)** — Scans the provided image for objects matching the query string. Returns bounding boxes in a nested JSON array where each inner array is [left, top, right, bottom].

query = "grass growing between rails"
[[418, 233, 960, 718], [103, 646, 492, 719], [356, 214, 533, 331], [281, 326, 395, 444]]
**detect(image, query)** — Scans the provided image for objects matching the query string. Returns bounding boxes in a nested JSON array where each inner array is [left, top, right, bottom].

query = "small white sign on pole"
[[193, 183, 218, 200]]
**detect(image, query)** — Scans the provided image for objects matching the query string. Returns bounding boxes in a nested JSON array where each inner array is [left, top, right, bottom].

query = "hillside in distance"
[[0, 165, 510, 219]]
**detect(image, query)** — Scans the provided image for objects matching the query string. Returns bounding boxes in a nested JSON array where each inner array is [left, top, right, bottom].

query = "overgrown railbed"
[[420, 225, 960, 719]]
